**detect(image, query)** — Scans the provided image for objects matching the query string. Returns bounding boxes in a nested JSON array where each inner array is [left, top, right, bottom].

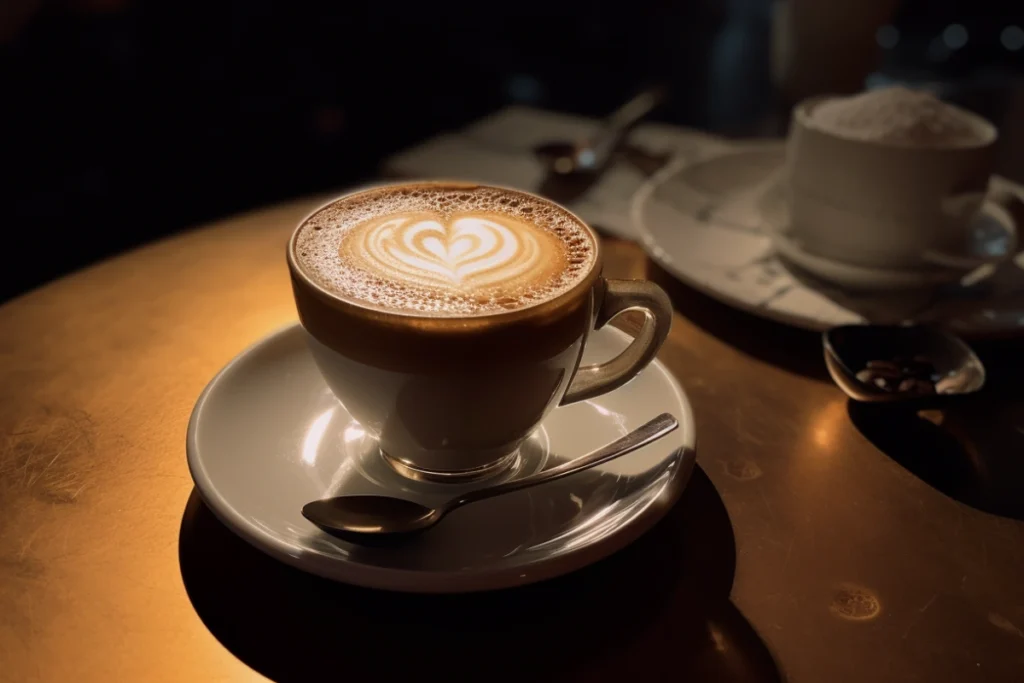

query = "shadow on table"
[[179, 466, 783, 683], [849, 399, 1024, 521], [646, 259, 828, 382]]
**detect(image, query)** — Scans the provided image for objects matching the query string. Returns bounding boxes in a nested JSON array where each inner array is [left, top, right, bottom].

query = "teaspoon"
[[302, 412, 678, 542], [536, 85, 668, 204], [823, 324, 986, 406]]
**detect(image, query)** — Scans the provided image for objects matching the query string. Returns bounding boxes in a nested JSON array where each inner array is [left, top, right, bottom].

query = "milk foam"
[[295, 184, 596, 316], [809, 87, 990, 147]]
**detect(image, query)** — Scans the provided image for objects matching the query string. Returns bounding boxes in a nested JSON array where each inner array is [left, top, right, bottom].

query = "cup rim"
[[287, 180, 604, 330], [793, 94, 998, 151]]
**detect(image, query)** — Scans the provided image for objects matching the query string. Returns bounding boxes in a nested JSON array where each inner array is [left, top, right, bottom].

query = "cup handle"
[[560, 279, 673, 405], [922, 192, 1020, 269]]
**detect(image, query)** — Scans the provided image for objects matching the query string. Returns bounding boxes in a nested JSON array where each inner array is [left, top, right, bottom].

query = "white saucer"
[[770, 230, 964, 290], [759, 181, 1015, 291], [632, 144, 1024, 339], [186, 323, 697, 593]]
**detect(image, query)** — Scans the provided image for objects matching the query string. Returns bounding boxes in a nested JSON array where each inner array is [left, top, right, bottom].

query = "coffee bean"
[[856, 356, 941, 395], [897, 378, 936, 395], [935, 372, 968, 394], [897, 378, 915, 392], [901, 360, 935, 377]]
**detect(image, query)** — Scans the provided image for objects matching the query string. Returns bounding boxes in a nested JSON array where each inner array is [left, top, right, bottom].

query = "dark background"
[[2, 0, 1023, 302]]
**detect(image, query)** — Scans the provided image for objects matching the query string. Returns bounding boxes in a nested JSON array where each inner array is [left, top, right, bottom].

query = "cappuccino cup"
[[287, 182, 673, 482], [785, 96, 1017, 270]]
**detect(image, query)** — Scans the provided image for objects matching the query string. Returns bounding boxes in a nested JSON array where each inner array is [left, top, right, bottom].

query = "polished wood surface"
[[2, 196, 1023, 682]]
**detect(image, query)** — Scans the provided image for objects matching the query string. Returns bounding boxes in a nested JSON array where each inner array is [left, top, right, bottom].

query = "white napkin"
[[383, 106, 728, 239]]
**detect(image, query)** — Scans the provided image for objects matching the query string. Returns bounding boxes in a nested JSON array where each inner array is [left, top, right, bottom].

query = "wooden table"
[[2, 196, 1023, 682]]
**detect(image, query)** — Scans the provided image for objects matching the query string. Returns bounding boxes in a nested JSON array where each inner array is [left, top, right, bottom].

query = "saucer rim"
[[186, 322, 698, 593], [632, 151, 838, 332], [759, 179, 1014, 289], [768, 230, 967, 290], [632, 148, 1024, 338]]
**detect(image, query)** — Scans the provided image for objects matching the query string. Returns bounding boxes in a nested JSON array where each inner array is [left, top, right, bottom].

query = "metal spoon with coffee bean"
[[855, 356, 969, 396]]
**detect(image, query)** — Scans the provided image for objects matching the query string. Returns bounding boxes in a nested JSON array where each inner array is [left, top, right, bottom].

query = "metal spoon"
[[302, 412, 679, 542], [536, 85, 668, 204], [823, 324, 986, 406]]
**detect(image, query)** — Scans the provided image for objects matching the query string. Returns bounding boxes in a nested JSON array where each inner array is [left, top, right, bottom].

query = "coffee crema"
[[293, 183, 596, 317]]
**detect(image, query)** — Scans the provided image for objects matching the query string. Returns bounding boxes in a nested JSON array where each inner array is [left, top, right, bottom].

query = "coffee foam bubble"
[[295, 184, 596, 316]]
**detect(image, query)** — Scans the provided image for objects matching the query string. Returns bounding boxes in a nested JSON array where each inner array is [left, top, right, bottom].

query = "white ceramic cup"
[[287, 183, 673, 483], [785, 96, 1017, 270]]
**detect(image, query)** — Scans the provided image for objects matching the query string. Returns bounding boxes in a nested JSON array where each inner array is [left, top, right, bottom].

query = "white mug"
[[288, 183, 673, 483], [784, 96, 1017, 271]]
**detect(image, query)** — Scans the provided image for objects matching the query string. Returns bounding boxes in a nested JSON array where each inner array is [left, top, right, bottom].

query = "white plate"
[[632, 145, 1024, 339], [187, 324, 697, 593]]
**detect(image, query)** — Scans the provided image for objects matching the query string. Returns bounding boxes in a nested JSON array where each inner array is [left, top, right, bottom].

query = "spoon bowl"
[[302, 497, 441, 539], [823, 324, 986, 405]]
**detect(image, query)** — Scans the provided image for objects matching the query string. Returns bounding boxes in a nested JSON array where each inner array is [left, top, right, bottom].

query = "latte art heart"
[[348, 212, 560, 292], [296, 183, 597, 316]]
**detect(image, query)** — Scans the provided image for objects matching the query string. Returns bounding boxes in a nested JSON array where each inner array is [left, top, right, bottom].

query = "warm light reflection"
[[343, 424, 365, 443], [808, 398, 846, 452], [708, 623, 728, 653], [301, 407, 336, 465], [586, 400, 629, 435]]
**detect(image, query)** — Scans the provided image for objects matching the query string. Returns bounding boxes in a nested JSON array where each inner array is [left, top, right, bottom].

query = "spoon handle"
[[583, 85, 667, 167], [455, 413, 678, 508]]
